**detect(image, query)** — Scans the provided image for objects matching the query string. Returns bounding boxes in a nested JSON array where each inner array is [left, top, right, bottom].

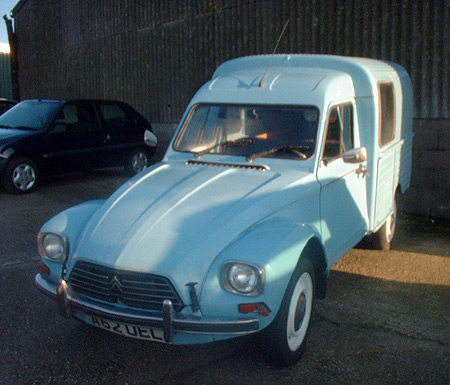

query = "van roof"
[[205, 66, 354, 106], [212, 54, 406, 99]]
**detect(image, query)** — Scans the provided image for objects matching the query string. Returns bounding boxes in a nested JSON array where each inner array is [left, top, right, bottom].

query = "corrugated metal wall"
[[12, 0, 450, 123], [0, 53, 12, 99]]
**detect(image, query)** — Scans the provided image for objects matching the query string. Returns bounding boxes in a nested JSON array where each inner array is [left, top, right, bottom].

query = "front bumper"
[[35, 274, 259, 343]]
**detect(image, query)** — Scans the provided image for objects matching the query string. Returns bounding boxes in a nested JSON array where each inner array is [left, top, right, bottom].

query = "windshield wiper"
[[194, 138, 254, 158], [0, 125, 13, 129], [247, 145, 310, 162]]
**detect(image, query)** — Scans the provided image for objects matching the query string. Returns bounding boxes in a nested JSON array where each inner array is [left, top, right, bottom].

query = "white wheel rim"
[[132, 152, 148, 172], [386, 201, 397, 242], [286, 271, 313, 351], [13, 163, 36, 191]]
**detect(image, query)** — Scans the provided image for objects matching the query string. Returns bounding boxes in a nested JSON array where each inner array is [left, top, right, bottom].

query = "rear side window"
[[379, 82, 396, 146], [98, 103, 133, 129]]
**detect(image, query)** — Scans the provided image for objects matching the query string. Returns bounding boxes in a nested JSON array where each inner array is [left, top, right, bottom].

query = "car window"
[[323, 104, 354, 162], [98, 103, 133, 129], [55, 103, 100, 133]]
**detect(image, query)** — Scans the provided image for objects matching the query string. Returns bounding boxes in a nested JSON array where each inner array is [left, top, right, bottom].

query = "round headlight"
[[39, 233, 66, 261], [223, 262, 264, 296]]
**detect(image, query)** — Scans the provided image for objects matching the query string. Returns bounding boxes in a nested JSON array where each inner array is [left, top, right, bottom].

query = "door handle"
[[355, 164, 370, 177]]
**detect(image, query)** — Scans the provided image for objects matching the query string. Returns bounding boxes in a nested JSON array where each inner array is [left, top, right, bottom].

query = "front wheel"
[[125, 148, 150, 175], [3, 157, 39, 194], [262, 258, 315, 367]]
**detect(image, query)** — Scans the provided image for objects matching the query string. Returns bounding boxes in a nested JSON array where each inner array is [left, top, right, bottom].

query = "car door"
[[44, 101, 105, 173], [316, 103, 369, 265], [96, 102, 143, 166]]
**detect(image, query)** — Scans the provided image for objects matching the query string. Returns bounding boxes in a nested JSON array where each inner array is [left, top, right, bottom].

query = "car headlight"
[[222, 262, 264, 296], [38, 232, 67, 262]]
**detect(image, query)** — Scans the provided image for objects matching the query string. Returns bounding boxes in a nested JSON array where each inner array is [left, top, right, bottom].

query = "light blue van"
[[35, 55, 413, 366]]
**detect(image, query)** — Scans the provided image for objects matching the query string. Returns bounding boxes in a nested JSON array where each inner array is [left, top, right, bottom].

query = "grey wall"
[[399, 119, 450, 218]]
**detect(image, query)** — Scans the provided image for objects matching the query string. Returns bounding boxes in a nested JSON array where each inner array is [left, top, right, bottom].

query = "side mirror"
[[144, 129, 158, 147], [343, 147, 367, 163]]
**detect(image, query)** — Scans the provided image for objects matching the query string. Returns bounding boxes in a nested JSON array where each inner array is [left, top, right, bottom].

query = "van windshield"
[[174, 104, 319, 160]]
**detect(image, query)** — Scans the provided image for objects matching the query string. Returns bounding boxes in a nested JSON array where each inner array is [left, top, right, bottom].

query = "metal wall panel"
[[12, 0, 450, 122], [0, 53, 13, 99]]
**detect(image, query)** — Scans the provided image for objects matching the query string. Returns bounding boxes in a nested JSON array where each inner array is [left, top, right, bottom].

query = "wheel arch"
[[297, 237, 328, 300], [199, 219, 328, 320], [133, 144, 156, 160], [5, 151, 43, 171], [40, 200, 106, 254]]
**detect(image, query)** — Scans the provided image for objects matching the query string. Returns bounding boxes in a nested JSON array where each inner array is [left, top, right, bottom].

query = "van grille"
[[68, 261, 184, 311]]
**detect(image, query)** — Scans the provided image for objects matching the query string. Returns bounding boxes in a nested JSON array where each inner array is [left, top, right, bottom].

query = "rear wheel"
[[372, 196, 397, 250], [3, 157, 39, 194], [262, 258, 315, 367]]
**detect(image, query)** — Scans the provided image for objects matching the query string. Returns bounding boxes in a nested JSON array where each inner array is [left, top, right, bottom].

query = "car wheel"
[[262, 258, 315, 367], [125, 148, 150, 175], [372, 196, 397, 250], [3, 157, 39, 194]]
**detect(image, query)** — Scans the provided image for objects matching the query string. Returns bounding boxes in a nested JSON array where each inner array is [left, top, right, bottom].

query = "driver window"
[[323, 104, 354, 163]]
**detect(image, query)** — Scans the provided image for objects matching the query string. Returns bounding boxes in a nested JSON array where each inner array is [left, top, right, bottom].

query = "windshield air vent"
[[186, 160, 268, 171]]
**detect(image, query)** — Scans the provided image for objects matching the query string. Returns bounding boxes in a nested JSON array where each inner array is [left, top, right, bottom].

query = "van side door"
[[373, 82, 398, 229], [317, 103, 369, 264]]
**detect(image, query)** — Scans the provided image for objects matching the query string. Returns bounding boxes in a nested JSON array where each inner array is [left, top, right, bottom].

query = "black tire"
[[371, 197, 397, 250], [262, 258, 315, 367], [125, 148, 150, 175], [3, 157, 39, 194]]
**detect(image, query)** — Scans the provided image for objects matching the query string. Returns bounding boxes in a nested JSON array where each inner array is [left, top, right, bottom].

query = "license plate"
[[90, 315, 164, 342]]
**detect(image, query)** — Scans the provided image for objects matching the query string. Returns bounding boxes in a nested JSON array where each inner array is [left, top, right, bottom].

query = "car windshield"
[[174, 104, 319, 160], [0, 100, 62, 131]]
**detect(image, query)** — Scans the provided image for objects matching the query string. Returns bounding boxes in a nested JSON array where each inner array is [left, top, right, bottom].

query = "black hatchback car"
[[0, 99, 17, 115], [0, 99, 157, 194]]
